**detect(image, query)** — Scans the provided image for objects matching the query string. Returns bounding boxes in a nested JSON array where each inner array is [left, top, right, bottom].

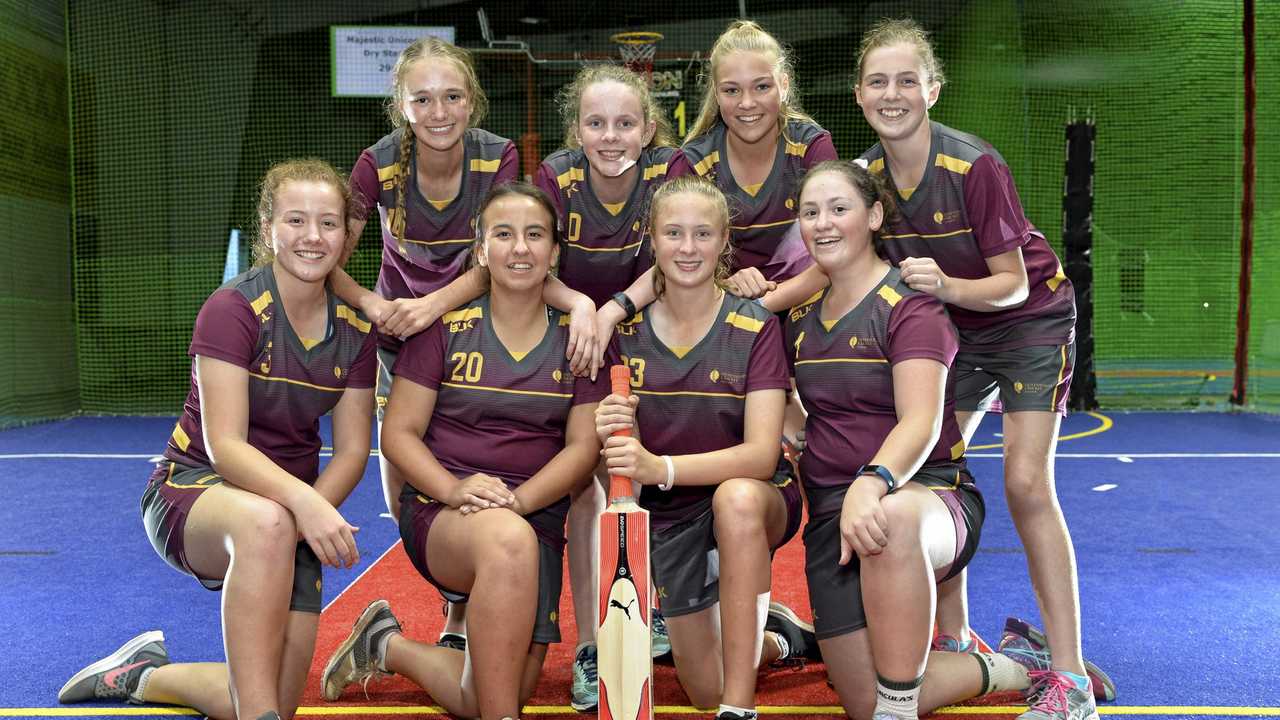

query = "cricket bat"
[[597, 364, 653, 720]]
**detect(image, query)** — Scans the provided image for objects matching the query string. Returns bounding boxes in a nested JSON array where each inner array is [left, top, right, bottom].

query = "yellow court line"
[[967, 410, 1113, 451], [6, 706, 1280, 717]]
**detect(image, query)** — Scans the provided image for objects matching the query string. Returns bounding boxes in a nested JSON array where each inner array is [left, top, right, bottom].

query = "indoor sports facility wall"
[[0, 0, 76, 428], [32, 0, 1278, 424]]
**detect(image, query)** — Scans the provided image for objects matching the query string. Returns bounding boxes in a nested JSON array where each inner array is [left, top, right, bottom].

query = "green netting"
[[60, 0, 1274, 414], [0, 0, 76, 429], [1251, 0, 1280, 411]]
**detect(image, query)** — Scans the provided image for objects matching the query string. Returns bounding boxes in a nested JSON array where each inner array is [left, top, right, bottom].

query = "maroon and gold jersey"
[[534, 146, 688, 307], [164, 265, 377, 483], [351, 127, 518, 341], [785, 267, 965, 517], [612, 294, 790, 528], [392, 295, 608, 548], [860, 122, 1075, 352], [682, 120, 837, 283]]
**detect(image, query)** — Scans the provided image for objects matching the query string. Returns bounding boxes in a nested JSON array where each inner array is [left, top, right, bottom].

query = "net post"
[[1064, 118, 1097, 411]]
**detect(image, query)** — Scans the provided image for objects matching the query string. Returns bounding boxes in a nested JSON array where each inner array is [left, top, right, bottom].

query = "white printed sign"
[[331, 26, 456, 97]]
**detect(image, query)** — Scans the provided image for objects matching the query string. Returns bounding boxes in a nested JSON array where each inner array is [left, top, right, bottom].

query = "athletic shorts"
[[376, 347, 397, 421], [140, 462, 322, 614], [652, 457, 803, 618], [803, 463, 984, 640], [399, 490, 564, 644], [954, 342, 1075, 416]]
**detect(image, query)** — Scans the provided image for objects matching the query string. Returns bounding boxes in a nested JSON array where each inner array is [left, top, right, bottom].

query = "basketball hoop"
[[611, 31, 664, 84]]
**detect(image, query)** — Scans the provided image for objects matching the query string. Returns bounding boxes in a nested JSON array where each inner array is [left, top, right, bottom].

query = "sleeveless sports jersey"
[[392, 295, 608, 549], [785, 268, 965, 517], [165, 265, 377, 483], [534, 146, 687, 307], [612, 294, 790, 529], [682, 120, 837, 283], [350, 127, 518, 329], [859, 122, 1075, 352]]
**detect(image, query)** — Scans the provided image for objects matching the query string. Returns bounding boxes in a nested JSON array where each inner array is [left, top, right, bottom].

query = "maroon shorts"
[[140, 462, 322, 613]]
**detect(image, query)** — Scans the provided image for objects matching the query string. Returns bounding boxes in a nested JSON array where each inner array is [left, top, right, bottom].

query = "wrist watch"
[[611, 291, 637, 319], [857, 464, 897, 493]]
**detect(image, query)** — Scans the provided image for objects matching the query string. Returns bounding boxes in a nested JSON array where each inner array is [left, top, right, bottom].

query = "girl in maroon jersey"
[[595, 177, 812, 720], [854, 18, 1113, 719], [322, 183, 605, 720], [332, 37, 598, 648], [533, 63, 687, 709], [58, 160, 376, 720], [788, 160, 1048, 720]]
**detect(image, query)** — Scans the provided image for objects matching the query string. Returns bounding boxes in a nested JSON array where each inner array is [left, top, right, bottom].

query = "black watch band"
[[611, 291, 637, 319], [857, 464, 897, 493]]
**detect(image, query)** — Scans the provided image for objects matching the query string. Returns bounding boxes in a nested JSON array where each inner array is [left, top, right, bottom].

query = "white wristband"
[[659, 455, 675, 491]]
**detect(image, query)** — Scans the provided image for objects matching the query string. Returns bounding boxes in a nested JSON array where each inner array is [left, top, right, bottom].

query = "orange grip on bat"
[[607, 365, 633, 499]]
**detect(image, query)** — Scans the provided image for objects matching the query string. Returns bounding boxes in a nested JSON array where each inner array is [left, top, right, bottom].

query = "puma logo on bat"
[[610, 598, 635, 620]]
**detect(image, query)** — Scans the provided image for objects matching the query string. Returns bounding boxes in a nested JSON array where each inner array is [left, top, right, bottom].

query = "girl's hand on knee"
[[294, 491, 361, 569], [838, 481, 888, 564], [450, 472, 515, 511]]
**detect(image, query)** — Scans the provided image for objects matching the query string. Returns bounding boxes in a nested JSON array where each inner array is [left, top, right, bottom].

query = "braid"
[[392, 127, 414, 250]]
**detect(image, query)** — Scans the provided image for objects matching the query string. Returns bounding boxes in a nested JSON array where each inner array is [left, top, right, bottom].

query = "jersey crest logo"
[[849, 336, 859, 349]]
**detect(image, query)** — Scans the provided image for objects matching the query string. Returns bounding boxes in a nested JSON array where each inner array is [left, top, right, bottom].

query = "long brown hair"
[[385, 38, 489, 254], [796, 160, 897, 260], [686, 20, 815, 142]]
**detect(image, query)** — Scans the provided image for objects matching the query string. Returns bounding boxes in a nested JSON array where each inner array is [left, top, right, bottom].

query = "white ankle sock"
[[974, 652, 1030, 694], [874, 674, 922, 719]]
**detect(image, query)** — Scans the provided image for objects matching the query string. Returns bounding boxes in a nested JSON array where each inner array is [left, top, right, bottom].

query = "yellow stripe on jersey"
[[785, 140, 807, 157], [470, 158, 502, 173], [440, 381, 572, 399], [898, 186, 917, 200], [634, 388, 746, 399], [667, 345, 692, 359], [877, 285, 903, 307], [643, 163, 669, 181], [427, 198, 451, 211], [336, 305, 372, 334], [794, 289, 824, 309], [250, 373, 344, 392], [299, 337, 321, 350], [442, 306, 484, 325], [730, 218, 794, 231], [740, 182, 763, 197], [249, 290, 273, 316], [793, 357, 888, 366], [821, 318, 837, 331], [951, 439, 966, 460], [508, 349, 530, 361], [601, 201, 625, 216], [692, 151, 719, 177], [936, 153, 973, 175], [881, 227, 974, 241], [557, 166, 586, 189], [170, 423, 191, 452], [867, 157, 885, 174], [377, 164, 398, 183], [567, 240, 644, 253], [402, 236, 473, 247], [725, 311, 765, 333], [1046, 265, 1067, 292]]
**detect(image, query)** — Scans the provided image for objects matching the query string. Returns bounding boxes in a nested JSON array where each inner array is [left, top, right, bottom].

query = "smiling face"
[[266, 180, 348, 285], [651, 190, 729, 291], [576, 79, 656, 179], [715, 50, 787, 145], [797, 170, 884, 274], [477, 194, 559, 293], [400, 58, 472, 154], [855, 42, 939, 144]]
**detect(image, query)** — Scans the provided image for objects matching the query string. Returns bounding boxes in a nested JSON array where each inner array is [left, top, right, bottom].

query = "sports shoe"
[[322, 599, 402, 701], [932, 633, 978, 653], [58, 630, 169, 704], [570, 643, 599, 711], [1019, 670, 1099, 720], [436, 632, 467, 652], [651, 609, 671, 658], [765, 601, 822, 662], [716, 711, 758, 720], [999, 617, 1117, 702]]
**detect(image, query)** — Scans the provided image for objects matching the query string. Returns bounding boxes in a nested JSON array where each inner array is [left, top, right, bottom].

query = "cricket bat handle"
[[607, 365, 633, 501]]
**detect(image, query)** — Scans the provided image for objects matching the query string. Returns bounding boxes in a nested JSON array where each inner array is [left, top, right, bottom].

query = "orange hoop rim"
[[610, 31, 665, 46]]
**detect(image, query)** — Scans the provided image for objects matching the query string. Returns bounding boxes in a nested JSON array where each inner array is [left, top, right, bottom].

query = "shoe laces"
[[576, 647, 598, 684], [651, 612, 668, 635], [1027, 670, 1073, 717]]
